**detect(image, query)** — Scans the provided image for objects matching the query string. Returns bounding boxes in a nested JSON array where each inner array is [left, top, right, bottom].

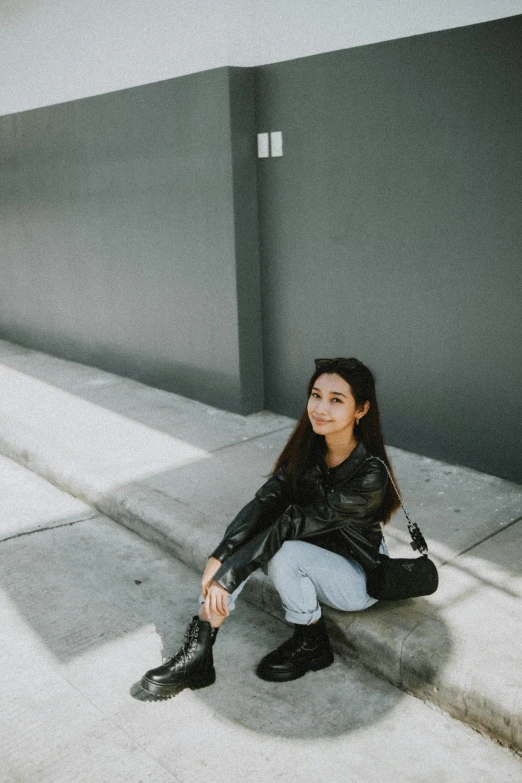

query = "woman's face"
[[307, 372, 366, 438]]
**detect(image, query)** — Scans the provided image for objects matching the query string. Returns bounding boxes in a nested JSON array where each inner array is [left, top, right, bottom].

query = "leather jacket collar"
[[316, 440, 370, 485]]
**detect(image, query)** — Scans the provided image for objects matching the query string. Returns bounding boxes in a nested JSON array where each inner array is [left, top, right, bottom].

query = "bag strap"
[[365, 456, 429, 555]]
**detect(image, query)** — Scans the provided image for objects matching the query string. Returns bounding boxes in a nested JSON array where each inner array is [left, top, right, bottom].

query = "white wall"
[[1, 0, 522, 116]]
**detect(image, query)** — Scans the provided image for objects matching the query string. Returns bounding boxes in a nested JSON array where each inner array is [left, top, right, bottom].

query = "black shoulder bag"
[[366, 458, 439, 601]]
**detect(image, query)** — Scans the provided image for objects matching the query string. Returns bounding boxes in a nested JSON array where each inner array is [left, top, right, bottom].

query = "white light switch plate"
[[270, 131, 283, 157], [257, 133, 269, 158]]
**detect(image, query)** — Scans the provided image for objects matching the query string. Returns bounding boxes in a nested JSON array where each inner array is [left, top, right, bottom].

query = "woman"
[[140, 357, 400, 697]]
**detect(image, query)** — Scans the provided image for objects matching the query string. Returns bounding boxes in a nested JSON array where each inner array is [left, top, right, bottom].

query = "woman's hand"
[[201, 556, 223, 599], [204, 580, 230, 618]]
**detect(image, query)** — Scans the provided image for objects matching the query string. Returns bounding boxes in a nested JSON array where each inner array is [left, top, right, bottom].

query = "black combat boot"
[[256, 616, 334, 682], [141, 616, 216, 698]]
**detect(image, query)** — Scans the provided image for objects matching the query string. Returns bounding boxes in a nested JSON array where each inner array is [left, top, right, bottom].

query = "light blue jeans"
[[200, 538, 388, 625]]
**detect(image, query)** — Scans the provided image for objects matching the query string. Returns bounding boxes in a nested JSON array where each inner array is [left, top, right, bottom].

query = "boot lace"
[[167, 620, 199, 671]]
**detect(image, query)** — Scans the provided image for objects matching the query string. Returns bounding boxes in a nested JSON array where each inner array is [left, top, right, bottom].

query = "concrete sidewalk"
[[2, 453, 521, 782], [0, 338, 520, 752]]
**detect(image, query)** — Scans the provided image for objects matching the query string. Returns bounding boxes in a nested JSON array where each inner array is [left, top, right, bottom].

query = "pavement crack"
[[439, 514, 522, 566], [0, 512, 99, 544]]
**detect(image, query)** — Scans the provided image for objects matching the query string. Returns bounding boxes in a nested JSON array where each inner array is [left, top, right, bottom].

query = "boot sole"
[[140, 668, 216, 698], [256, 651, 334, 682]]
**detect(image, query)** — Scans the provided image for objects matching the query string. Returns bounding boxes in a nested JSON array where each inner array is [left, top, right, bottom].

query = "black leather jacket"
[[211, 441, 387, 593]]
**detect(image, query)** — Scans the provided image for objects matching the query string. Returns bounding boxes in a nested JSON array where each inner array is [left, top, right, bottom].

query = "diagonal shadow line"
[[437, 564, 520, 600], [208, 424, 295, 454]]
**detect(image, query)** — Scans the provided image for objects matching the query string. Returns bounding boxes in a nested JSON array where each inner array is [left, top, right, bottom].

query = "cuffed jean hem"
[[282, 604, 323, 625]]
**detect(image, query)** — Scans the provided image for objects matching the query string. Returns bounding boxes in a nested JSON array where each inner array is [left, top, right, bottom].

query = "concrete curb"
[[95, 483, 521, 752]]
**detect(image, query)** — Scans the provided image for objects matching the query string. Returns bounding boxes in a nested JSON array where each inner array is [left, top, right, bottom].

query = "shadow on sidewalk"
[[127, 592, 453, 739], [0, 513, 453, 740]]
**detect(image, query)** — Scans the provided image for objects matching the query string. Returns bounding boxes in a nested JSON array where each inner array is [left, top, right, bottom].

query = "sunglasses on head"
[[314, 357, 363, 372]]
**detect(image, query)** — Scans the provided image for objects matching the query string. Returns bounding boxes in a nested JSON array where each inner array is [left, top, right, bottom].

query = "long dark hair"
[[272, 357, 400, 524]]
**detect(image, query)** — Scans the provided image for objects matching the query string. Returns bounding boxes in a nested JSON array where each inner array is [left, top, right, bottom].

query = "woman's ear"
[[358, 401, 370, 419]]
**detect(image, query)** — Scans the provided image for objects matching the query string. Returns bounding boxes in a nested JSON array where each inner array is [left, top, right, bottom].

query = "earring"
[[356, 417, 360, 426]]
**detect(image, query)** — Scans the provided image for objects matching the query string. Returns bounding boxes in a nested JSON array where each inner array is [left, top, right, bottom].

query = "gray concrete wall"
[[1, 15, 521, 482], [256, 15, 522, 482], [0, 67, 263, 414]]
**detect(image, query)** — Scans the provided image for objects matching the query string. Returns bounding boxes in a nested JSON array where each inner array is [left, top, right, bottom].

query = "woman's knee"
[[267, 541, 307, 579]]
